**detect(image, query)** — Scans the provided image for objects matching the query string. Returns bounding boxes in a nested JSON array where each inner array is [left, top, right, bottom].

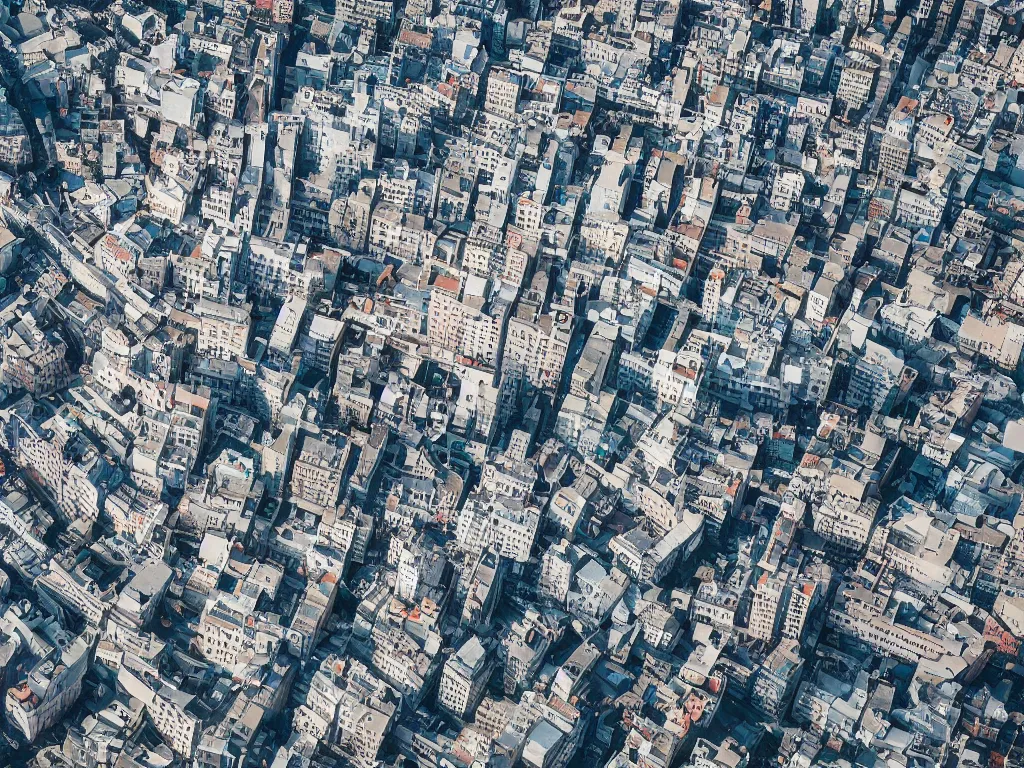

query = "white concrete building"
[[438, 636, 493, 720], [456, 493, 540, 563]]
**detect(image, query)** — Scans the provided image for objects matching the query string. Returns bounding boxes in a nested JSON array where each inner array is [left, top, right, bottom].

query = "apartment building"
[[334, 0, 394, 29], [289, 572, 340, 660], [0, 316, 73, 396], [835, 54, 877, 111], [846, 339, 918, 415], [691, 581, 739, 630], [0, 96, 32, 168], [36, 555, 116, 626], [118, 667, 203, 756], [243, 237, 324, 301], [367, 207, 436, 261], [617, 347, 702, 412], [301, 314, 345, 375], [543, 536, 582, 602], [5, 621, 95, 743], [438, 636, 494, 720], [829, 596, 964, 662], [369, 626, 442, 711], [958, 314, 1024, 372], [111, 560, 173, 633], [197, 299, 252, 361], [105, 487, 169, 544], [295, 656, 398, 766], [770, 170, 805, 212], [203, 72, 236, 122], [427, 272, 516, 368], [497, 691, 586, 768], [12, 409, 114, 530], [503, 306, 573, 391], [484, 67, 522, 119], [780, 577, 821, 641], [895, 184, 946, 228], [609, 512, 704, 583], [177, 448, 261, 538], [747, 569, 823, 643], [318, 504, 374, 566], [747, 574, 785, 642], [290, 434, 349, 511], [197, 592, 286, 669], [570, 322, 618, 398], [750, 640, 804, 720], [702, 267, 725, 324], [456, 493, 541, 563], [811, 475, 878, 557], [878, 134, 911, 182]]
